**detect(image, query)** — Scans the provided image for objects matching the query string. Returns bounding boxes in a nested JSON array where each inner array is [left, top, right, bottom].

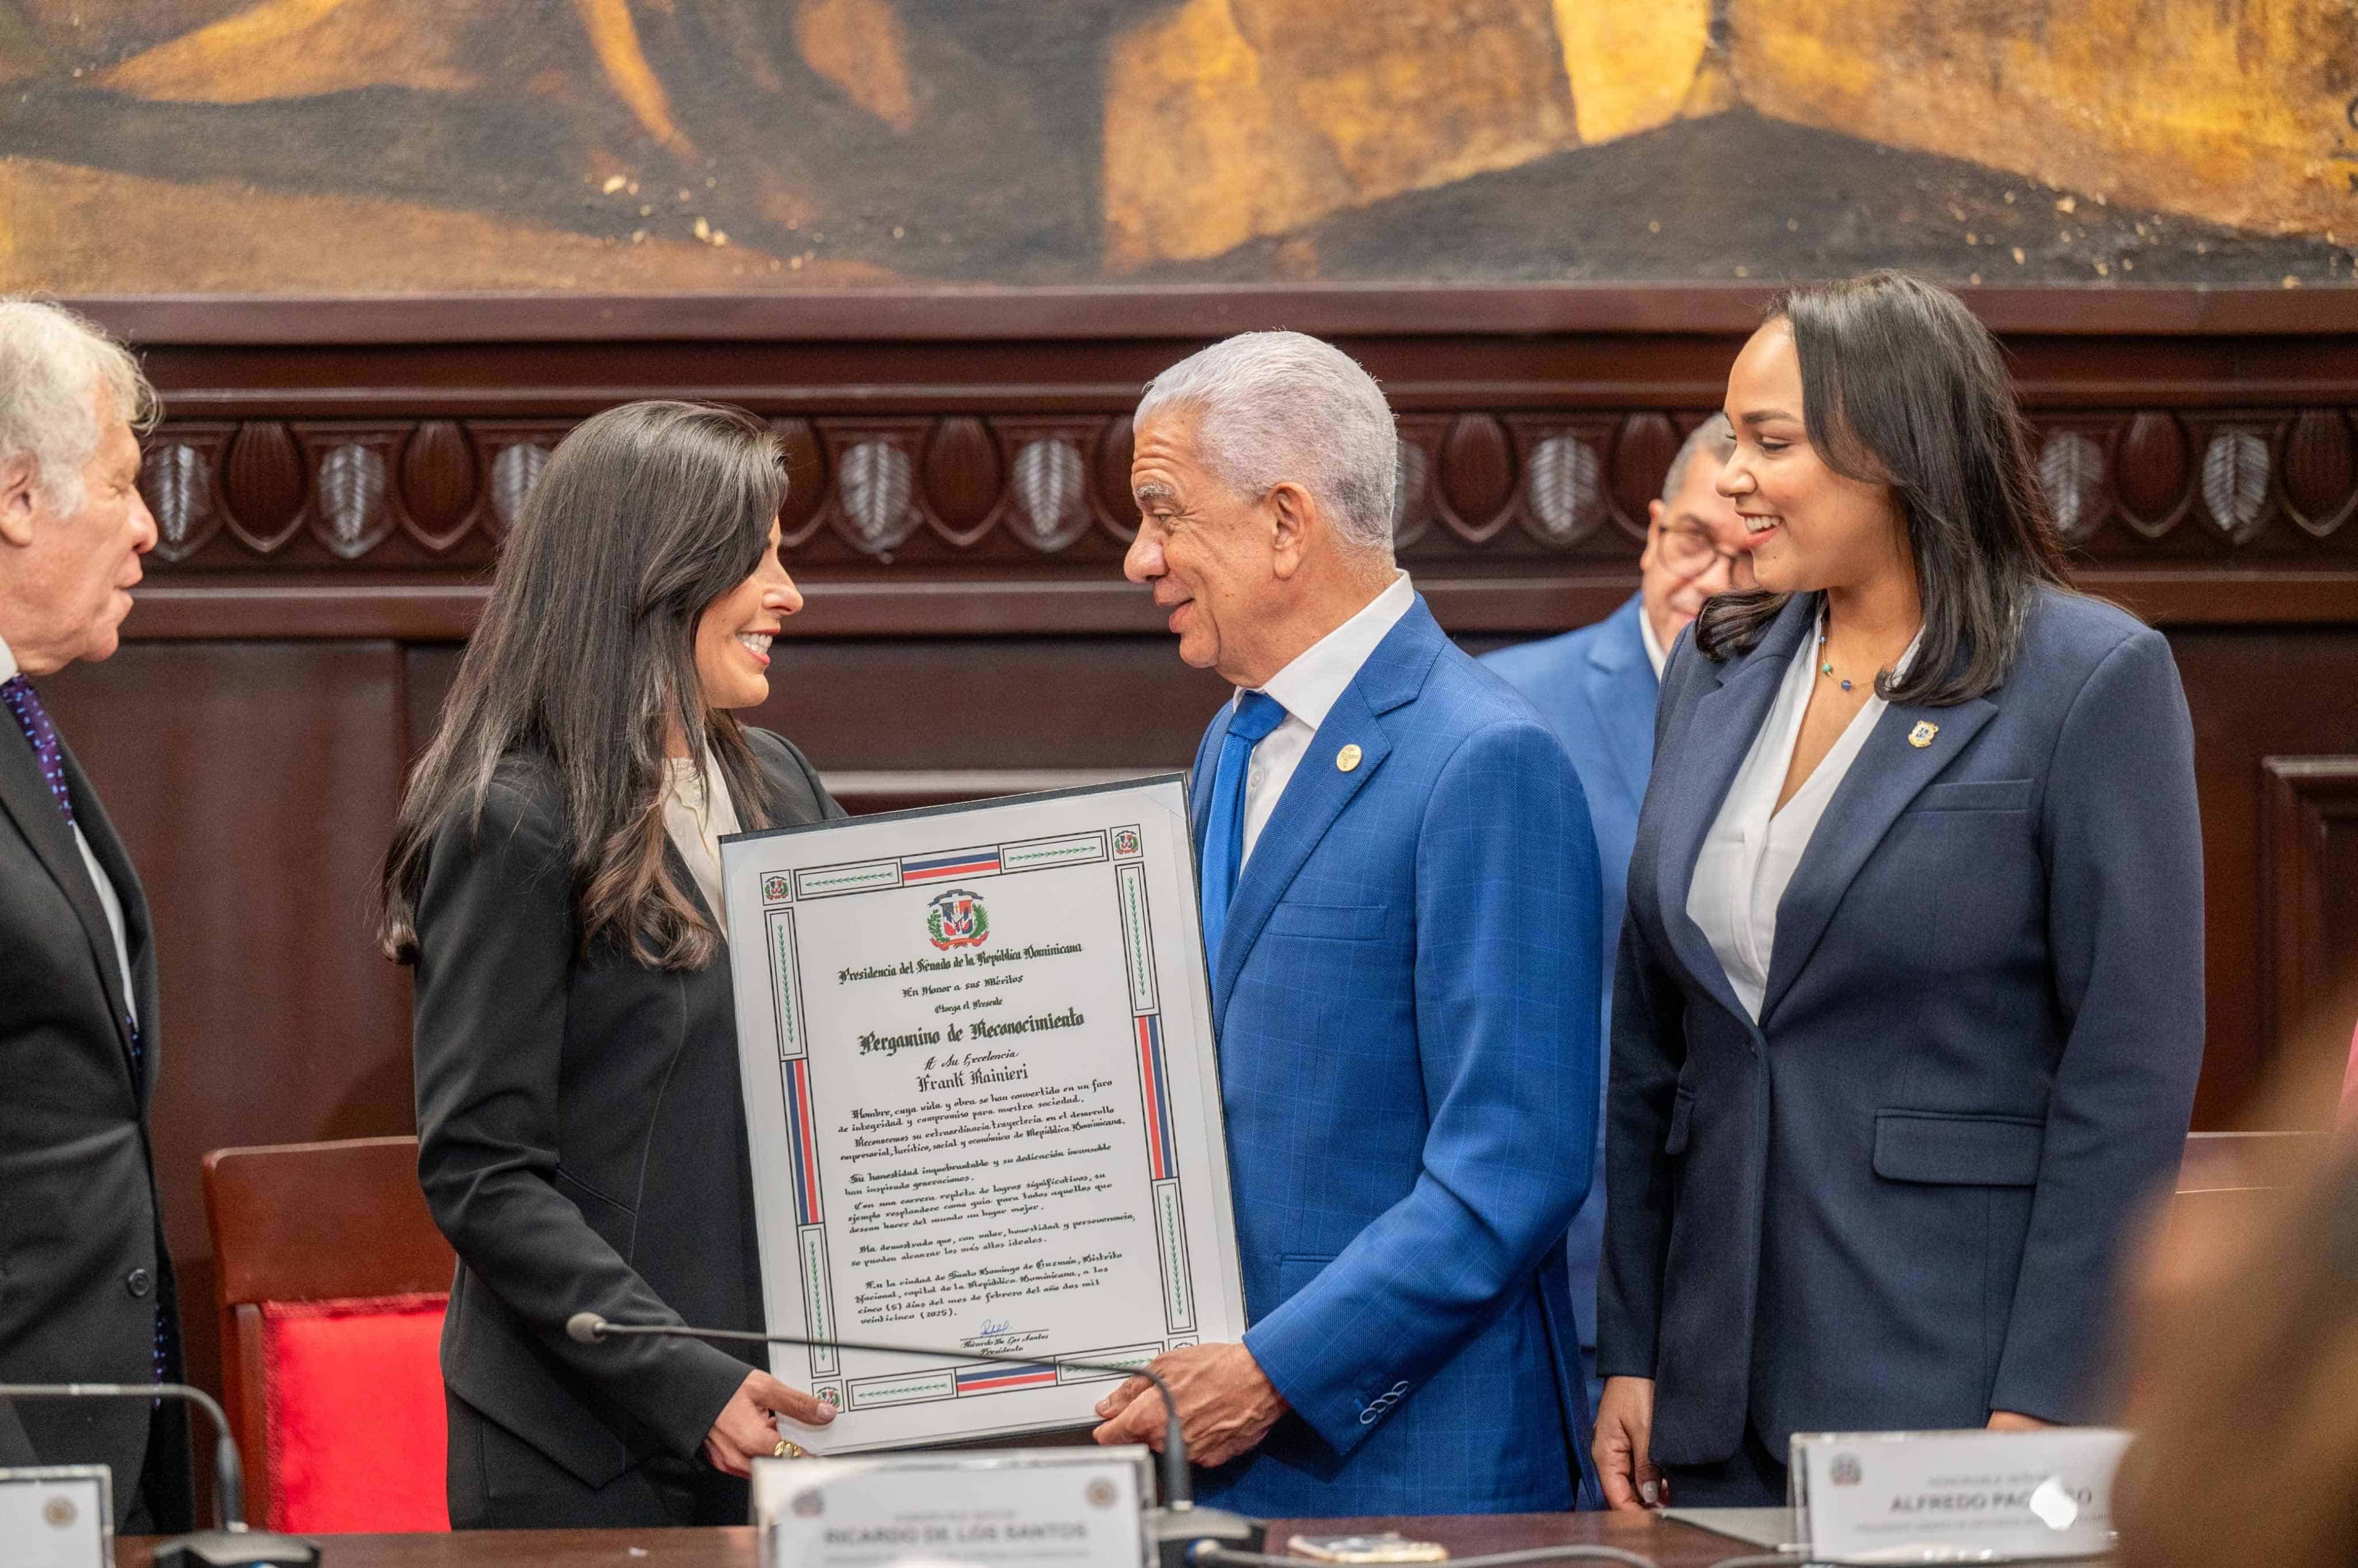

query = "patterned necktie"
[[1198, 691, 1288, 972], [4, 673, 140, 1070], [2, 674, 76, 826]]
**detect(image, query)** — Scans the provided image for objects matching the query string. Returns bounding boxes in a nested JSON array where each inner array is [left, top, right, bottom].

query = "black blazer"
[[412, 729, 842, 1494], [0, 707, 188, 1528], [1598, 588, 2205, 1467]]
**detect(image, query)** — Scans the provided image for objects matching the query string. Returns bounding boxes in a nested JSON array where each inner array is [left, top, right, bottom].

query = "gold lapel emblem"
[[1336, 743, 1363, 772], [1908, 721, 1939, 749]]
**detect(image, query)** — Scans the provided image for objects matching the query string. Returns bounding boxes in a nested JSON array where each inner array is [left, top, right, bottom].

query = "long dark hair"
[[380, 400, 786, 971], [1694, 271, 2071, 706]]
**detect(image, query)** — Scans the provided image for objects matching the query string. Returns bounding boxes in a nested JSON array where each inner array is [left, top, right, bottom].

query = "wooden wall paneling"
[[2260, 755, 2358, 1081], [404, 637, 1234, 777], [2168, 633, 2358, 1121], [40, 641, 417, 1420], [402, 645, 459, 766], [744, 638, 1230, 772]]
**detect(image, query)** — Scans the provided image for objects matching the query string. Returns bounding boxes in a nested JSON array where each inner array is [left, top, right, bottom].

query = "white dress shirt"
[[1638, 602, 1670, 681], [1237, 570, 1415, 868], [1687, 611, 1921, 1022], [663, 751, 741, 926], [0, 632, 138, 1026]]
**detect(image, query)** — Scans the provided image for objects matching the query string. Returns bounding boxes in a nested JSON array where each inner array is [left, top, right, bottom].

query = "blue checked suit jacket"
[[1189, 596, 1606, 1517]]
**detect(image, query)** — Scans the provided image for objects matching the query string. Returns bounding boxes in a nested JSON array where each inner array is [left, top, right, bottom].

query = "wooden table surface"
[[117, 1513, 1765, 1567]]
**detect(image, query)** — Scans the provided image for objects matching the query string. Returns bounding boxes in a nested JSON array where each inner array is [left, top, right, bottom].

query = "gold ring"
[[774, 1439, 805, 1459]]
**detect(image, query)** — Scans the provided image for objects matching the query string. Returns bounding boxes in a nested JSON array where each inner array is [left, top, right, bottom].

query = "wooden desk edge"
[[117, 1514, 1745, 1567]]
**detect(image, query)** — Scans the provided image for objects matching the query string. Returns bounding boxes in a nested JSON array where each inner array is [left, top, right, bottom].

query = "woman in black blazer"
[[1591, 274, 2204, 1509], [382, 401, 843, 1528]]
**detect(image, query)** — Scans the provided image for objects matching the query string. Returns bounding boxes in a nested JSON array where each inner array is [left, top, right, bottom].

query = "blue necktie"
[[1199, 691, 1287, 972]]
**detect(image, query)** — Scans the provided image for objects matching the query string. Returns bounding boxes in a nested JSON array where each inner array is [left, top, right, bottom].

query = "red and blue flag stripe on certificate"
[[785, 1057, 823, 1225], [956, 1363, 1059, 1394], [903, 846, 1001, 882], [1135, 1014, 1176, 1181]]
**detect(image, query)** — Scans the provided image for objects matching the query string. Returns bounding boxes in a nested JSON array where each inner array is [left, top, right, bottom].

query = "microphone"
[[0, 1382, 318, 1566], [566, 1311, 1258, 1568]]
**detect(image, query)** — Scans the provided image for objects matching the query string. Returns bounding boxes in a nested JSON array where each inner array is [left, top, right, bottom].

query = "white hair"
[[1660, 414, 1736, 505], [0, 299, 157, 515], [1134, 330, 1397, 554]]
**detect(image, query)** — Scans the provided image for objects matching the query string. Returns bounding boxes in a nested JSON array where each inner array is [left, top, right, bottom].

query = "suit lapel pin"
[[1908, 721, 1939, 749], [1336, 743, 1363, 772]]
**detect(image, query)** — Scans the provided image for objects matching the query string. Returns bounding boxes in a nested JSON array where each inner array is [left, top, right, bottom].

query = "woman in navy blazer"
[[1592, 273, 2204, 1508]]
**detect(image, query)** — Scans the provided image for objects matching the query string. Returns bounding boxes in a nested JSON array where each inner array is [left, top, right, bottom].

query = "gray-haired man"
[[1091, 330, 1604, 1516], [0, 300, 188, 1531]]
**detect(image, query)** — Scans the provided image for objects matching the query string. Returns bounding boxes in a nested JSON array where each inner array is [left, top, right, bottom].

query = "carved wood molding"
[[2258, 756, 2358, 1067], [139, 406, 2358, 573]]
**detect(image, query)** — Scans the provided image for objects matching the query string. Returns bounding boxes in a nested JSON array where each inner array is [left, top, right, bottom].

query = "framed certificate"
[[720, 776, 1247, 1452]]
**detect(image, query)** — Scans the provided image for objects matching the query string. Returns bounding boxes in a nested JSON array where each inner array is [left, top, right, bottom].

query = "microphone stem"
[[0, 1381, 244, 1528]]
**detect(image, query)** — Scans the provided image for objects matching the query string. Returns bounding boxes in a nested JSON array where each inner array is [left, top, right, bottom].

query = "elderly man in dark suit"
[[0, 299, 188, 1532]]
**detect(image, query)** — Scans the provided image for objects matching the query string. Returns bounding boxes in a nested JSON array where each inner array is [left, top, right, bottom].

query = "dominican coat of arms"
[[926, 888, 990, 949]]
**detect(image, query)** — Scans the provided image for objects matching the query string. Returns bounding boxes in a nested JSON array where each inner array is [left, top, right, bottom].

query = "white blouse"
[[1687, 612, 1920, 1022], [664, 752, 742, 926]]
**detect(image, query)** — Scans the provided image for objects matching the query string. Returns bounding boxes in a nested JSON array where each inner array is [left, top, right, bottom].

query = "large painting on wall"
[[1, 0, 2351, 293]]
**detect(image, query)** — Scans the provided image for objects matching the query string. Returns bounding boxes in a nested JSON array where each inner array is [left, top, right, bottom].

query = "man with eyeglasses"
[[1482, 414, 1751, 1410]]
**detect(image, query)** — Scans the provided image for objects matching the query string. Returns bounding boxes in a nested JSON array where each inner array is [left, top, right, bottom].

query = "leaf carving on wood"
[[2279, 409, 2356, 538], [143, 442, 218, 564], [1009, 439, 1091, 553], [1610, 413, 1680, 536], [1523, 433, 1604, 549], [396, 422, 478, 549], [399, 421, 481, 550], [315, 443, 393, 560], [1437, 413, 1515, 539], [219, 421, 307, 553], [774, 419, 829, 547], [2115, 412, 2190, 537], [1093, 417, 1137, 541], [2038, 431, 2108, 546], [922, 417, 1003, 543], [488, 443, 552, 541], [835, 439, 921, 556], [2199, 429, 2272, 543]]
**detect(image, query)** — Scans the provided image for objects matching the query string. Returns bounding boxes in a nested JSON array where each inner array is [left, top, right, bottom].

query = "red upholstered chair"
[[202, 1136, 457, 1533]]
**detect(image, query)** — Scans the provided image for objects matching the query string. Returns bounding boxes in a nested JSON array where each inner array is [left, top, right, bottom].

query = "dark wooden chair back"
[[201, 1136, 455, 1528]]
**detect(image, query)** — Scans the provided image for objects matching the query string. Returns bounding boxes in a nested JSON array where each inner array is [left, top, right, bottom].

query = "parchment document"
[[720, 777, 1245, 1451]]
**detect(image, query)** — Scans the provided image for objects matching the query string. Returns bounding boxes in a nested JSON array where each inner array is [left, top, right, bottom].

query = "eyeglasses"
[[1656, 522, 1754, 585]]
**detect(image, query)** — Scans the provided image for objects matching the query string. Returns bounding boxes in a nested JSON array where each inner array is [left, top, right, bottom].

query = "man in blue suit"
[[1481, 417, 1750, 1411], [1090, 330, 1604, 1516]]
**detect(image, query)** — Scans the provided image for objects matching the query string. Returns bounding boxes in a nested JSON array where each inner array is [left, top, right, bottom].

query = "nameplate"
[[753, 1447, 1152, 1568], [1791, 1428, 2132, 1562], [0, 1467, 111, 1568]]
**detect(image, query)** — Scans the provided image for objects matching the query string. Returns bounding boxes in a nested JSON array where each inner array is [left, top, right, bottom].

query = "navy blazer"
[[1191, 597, 1604, 1516], [1598, 587, 2204, 1466], [1481, 593, 1659, 1376]]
